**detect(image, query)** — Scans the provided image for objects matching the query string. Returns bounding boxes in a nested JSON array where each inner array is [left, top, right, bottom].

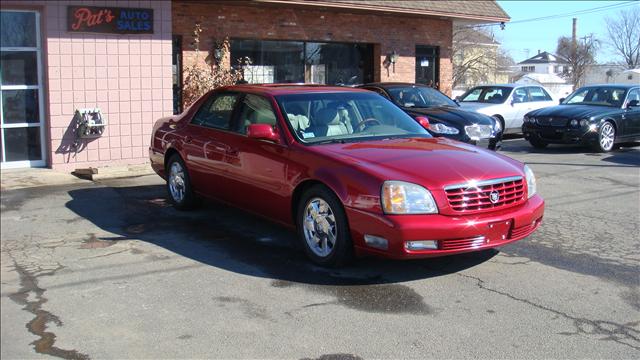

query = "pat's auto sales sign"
[[68, 6, 153, 34]]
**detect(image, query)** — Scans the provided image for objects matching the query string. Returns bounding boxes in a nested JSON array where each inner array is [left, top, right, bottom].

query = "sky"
[[494, 0, 639, 64]]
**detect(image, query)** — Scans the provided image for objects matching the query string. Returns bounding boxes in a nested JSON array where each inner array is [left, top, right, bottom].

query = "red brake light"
[[415, 116, 430, 129]]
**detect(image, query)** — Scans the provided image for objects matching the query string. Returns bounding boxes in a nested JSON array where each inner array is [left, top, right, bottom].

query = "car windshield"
[[459, 86, 512, 104], [386, 86, 458, 108], [562, 87, 628, 107], [276, 92, 431, 144]]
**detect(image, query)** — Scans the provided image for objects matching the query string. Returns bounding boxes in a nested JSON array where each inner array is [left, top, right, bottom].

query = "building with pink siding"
[[1, 0, 173, 170]]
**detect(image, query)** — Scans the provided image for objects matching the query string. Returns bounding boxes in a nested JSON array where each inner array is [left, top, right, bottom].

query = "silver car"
[[457, 84, 557, 134]]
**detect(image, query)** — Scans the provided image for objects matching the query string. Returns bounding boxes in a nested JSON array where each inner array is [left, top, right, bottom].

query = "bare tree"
[[556, 35, 599, 88], [604, 7, 640, 69], [452, 26, 501, 89]]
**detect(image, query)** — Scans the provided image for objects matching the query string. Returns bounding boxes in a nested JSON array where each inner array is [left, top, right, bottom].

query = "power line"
[[468, 1, 638, 28]]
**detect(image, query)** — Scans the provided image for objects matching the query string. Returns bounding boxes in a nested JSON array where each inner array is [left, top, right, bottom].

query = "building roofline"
[[250, 0, 511, 22]]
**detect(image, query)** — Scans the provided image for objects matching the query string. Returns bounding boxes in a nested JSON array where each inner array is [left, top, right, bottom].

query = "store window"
[[230, 39, 373, 86], [1, 10, 45, 168]]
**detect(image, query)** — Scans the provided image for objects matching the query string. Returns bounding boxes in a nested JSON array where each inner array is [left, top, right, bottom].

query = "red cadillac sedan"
[[149, 85, 544, 267]]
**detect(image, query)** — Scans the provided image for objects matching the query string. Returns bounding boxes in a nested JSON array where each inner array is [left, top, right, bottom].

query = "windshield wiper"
[[310, 138, 348, 145]]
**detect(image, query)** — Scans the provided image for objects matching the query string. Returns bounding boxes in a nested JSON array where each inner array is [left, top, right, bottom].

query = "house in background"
[[451, 29, 512, 97], [510, 51, 572, 98], [515, 51, 568, 75]]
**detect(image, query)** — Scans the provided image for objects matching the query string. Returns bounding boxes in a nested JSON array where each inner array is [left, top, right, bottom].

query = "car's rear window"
[[275, 92, 431, 144]]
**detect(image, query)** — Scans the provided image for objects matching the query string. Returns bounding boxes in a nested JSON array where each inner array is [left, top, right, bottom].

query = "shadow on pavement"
[[501, 139, 640, 167], [65, 184, 497, 287]]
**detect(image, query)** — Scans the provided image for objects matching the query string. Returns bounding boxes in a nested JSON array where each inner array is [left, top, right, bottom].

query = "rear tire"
[[528, 137, 548, 149], [166, 154, 198, 210], [296, 185, 353, 267]]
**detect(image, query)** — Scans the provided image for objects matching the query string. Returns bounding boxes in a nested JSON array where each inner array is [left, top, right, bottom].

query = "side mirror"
[[247, 124, 280, 143], [415, 116, 430, 129], [559, 98, 565, 105], [627, 99, 639, 109]]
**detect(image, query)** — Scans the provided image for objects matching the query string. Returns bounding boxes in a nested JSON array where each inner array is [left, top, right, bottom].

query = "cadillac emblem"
[[489, 191, 500, 204]]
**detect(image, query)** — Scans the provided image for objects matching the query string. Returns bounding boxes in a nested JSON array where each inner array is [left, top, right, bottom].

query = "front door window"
[[0, 10, 45, 168]]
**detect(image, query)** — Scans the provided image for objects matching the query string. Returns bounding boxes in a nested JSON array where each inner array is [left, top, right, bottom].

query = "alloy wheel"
[[302, 197, 337, 258], [599, 123, 615, 151], [168, 161, 186, 203]]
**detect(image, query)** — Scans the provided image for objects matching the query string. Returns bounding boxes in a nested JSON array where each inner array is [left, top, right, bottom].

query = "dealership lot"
[[1, 138, 639, 359]]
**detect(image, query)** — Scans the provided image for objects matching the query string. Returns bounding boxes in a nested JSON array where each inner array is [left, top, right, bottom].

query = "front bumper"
[[522, 124, 599, 145], [434, 132, 502, 150], [347, 195, 544, 259]]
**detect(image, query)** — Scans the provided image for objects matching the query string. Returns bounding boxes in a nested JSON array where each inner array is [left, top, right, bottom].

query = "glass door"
[[415, 45, 439, 88], [0, 10, 46, 168]]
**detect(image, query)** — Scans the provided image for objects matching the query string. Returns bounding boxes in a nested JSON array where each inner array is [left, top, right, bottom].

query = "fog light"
[[405, 240, 438, 250], [364, 235, 388, 250]]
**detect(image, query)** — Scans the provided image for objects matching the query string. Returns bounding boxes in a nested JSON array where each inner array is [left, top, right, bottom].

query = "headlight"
[[570, 119, 578, 127], [465, 124, 493, 140], [524, 164, 536, 199], [579, 119, 589, 127], [381, 181, 438, 214], [523, 115, 530, 123], [429, 123, 459, 135]]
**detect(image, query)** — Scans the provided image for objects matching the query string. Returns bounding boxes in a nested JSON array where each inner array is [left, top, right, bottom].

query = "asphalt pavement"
[[1, 138, 639, 359]]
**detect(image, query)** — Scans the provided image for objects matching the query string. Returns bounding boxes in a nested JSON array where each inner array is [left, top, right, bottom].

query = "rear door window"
[[191, 93, 239, 130], [527, 87, 552, 101]]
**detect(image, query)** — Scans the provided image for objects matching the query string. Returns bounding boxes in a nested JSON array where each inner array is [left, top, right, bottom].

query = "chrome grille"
[[445, 176, 526, 213], [440, 236, 486, 250], [535, 116, 568, 127]]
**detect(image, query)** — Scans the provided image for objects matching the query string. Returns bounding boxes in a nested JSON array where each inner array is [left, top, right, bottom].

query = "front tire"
[[528, 137, 548, 149], [166, 154, 198, 210], [296, 185, 353, 267], [593, 121, 616, 152]]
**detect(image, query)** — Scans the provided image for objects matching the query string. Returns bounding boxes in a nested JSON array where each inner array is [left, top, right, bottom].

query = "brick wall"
[[2, 0, 173, 170], [172, 1, 453, 94]]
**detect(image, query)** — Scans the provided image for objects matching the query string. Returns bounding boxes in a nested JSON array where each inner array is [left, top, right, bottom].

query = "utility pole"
[[572, 18, 578, 88]]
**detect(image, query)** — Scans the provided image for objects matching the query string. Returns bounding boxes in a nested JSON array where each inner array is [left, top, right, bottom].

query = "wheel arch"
[[290, 177, 348, 225], [491, 114, 505, 130], [164, 147, 181, 171]]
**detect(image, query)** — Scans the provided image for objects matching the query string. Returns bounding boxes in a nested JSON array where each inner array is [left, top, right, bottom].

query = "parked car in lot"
[[523, 84, 640, 152], [359, 83, 502, 150], [150, 85, 544, 266], [458, 84, 556, 133]]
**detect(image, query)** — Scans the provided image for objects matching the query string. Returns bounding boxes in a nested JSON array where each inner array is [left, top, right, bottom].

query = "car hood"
[[405, 106, 493, 126], [528, 104, 621, 119], [312, 137, 524, 190]]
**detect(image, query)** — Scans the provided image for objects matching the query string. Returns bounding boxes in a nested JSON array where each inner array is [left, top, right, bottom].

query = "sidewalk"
[[1, 164, 155, 191]]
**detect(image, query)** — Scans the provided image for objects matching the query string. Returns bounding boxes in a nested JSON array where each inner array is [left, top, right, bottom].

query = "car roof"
[[361, 82, 433, 89], [577, 84, 638, 89], [218, 83, 371, 96]]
